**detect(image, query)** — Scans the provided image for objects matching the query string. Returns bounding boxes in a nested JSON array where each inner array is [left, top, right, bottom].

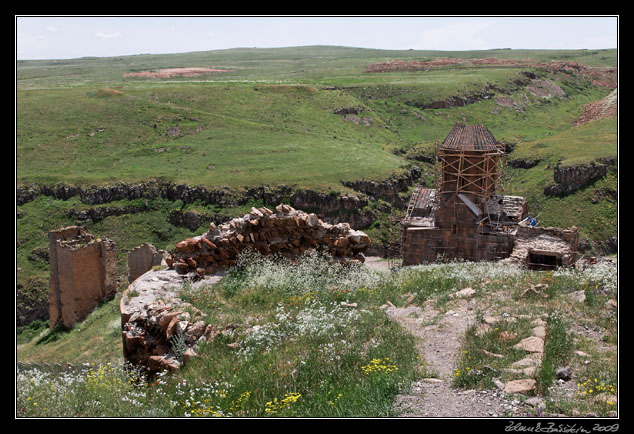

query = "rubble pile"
[[120, 269, 230, 376], [167, 204, 371, 275]]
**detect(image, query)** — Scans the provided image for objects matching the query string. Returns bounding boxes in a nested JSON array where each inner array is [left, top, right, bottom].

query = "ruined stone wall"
[[167, 204, 371, 276], [48, 226, 117, 330], [503, 225, 579, 267], [402, 226, 514, 266], [121, 205, 371, 377], [128, 243, 165, 283]]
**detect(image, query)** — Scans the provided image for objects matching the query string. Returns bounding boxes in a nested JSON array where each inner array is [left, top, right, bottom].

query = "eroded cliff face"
[[544, 157, 616, 197], [18, 167, 422, 231]]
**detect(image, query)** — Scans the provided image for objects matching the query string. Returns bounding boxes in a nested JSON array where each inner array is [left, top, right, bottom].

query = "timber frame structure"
[[434, 122, 506, 219]]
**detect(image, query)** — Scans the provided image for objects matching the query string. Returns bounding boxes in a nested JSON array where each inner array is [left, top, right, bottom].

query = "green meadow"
[[17, 45, 617, 346]]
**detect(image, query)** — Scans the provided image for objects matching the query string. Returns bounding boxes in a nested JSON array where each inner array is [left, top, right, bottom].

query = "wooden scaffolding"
[[433, 123, 506, 224]]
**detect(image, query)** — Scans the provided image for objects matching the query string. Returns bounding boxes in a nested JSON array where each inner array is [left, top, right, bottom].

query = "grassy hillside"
[[16, 45, 617, 329]]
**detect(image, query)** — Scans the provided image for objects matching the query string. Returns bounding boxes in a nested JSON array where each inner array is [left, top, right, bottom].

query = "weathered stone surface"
[[504, 379, 536, 394], [48, 226, 118, 330], [167, 204, 371, 275], [556, 366, 574, 381], [531, 326, 547, 339], [512, 356, 541, 369], [452, 287, 476, 299], [513, 336, 545, 353], [545, 161, 611, 197], [128, 243, 165, 283], [568, 290, 587, 304]]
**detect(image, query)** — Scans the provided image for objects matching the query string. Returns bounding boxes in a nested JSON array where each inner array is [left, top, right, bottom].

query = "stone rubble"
[[121, 205, 371, 377], [167, 204, 371, 276], [120, 269, 228, 377]]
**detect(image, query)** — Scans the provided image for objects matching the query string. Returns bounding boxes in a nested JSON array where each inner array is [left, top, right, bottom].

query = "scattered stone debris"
[[166, 204, 371, 276], [573, 88, 617, 127]]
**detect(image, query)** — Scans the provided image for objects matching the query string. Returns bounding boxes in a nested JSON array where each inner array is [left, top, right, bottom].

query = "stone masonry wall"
[[48, 226, 118, 330], [502, 225, 579, 267], [402, 226, 514, 266], [121, 204, 371, 377], [128, 243, 166, 283]]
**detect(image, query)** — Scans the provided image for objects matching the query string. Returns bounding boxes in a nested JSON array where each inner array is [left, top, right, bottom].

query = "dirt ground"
[[363, 257, 616, 418], [123, 67, 234, 79], [384, 297, 535, 417], [364, 257, 530, 417], [365, 58, 617, 89], [574, 88, 618, 126]]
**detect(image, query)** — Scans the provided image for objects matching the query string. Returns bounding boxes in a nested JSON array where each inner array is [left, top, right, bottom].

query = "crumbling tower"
[[48, 226, 118, 330]]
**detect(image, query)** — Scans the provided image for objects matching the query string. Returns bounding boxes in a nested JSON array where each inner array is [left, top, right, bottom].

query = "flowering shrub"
[[264, 392, 302, 416], [361, 358, 398, 375], [577, 378, 617, 397], [237, 300, 366, 359], [227, 250, 385, 298], [554, 260, 618, 295]]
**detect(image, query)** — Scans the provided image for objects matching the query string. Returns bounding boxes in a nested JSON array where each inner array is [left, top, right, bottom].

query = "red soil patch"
[[573, 88, 617, 126], [123, 67, 234, 79], [365, 58, 617, 89]]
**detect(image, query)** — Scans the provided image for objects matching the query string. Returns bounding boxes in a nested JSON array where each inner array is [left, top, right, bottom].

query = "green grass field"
[[16, 45, 617, 331]]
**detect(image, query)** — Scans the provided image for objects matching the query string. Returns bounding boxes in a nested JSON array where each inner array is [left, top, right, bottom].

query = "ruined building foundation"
[[48, 226, 118, 330]]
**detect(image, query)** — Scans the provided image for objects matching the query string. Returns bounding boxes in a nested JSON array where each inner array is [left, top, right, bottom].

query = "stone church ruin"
[[401, 123, 578, 269]]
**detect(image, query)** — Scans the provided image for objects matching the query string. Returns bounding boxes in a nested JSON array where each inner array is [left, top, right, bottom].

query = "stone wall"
[[121, 205, 371, 377], [48, 227, 118, 330], [502, 225, 579, 268], [128, 243, 167, 283], [402, 226, 514, 266], [167, 204, 371, 276]]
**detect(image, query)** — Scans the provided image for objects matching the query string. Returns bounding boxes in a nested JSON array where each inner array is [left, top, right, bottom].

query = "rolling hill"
[[16, 46, 618, 327]]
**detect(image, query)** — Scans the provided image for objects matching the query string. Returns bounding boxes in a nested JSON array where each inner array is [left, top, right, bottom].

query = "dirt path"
[[384, 298, 530, 417]]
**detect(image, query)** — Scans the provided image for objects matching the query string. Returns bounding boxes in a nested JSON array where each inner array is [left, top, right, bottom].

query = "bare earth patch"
[[384, 299, 532, 417], [573, 88, 617, 126], [123, 67, 234, 79]]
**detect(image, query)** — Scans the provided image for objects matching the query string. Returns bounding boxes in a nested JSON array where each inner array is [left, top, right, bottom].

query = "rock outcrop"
[[342, 167, 421, 206], [544, 158, 615, 197]]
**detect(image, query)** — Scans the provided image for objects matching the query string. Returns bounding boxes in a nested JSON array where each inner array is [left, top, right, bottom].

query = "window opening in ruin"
[[527, 251, 563, 270]]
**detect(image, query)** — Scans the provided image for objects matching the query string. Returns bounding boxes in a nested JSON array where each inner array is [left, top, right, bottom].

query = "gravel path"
[[384, 297, 531, 417]]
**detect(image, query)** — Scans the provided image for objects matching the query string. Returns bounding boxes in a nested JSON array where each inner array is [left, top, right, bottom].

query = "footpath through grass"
[[17, 253, 617, 417]]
